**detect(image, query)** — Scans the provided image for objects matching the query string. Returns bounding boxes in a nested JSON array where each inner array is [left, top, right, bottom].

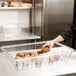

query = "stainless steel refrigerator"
[[35, 0, 74, 46]]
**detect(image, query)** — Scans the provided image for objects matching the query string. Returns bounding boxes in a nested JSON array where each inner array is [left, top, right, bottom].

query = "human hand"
[[42, 40, 55, 50], [42, 35, 64, 51]]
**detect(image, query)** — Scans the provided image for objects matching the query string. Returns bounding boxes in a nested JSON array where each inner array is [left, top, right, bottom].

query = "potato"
[[41, 46, 50, 53], [49, 56, 55, 63], [37, 50, 44, 54], [15, 56, 21, 59], [29, 51, 37, 57], [53, 54, 61, 61], [16, 52, 25, 57]]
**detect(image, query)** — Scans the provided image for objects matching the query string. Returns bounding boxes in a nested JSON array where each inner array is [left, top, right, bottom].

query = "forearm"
[[42, 35, 64, 49], [52, 35, 64, 43]]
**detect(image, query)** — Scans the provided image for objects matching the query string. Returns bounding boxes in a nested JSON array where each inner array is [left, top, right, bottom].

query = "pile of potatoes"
[[15, 46, 61, 64], [15, 46, 50, 59]]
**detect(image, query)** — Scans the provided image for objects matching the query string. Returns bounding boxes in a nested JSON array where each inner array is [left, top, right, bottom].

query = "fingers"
[[42, 43, 48, 48], [42, 44, 51, 52], [42, 41, 51, 47], [42, 41, 54, 51]]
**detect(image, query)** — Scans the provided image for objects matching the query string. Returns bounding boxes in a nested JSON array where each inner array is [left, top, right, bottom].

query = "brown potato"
[[20, 3, 32, 7], [10, 2, 19, 7], [49, 56, 55, 63], [36, 57, 43, 66], [41, 46, 50, 53], [36, 58, 42, 64], [37, 50, 44, 54], [16, 52, 25, 57], [53, 54, 61, 61], [15, 56, 21, 59], [24, 52, 30, 57], [29, 51, 37, 57]]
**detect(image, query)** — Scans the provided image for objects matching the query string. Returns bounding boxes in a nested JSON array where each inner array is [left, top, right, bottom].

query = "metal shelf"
[[0, 33, 41, 42], [0, 6, 33, 10]]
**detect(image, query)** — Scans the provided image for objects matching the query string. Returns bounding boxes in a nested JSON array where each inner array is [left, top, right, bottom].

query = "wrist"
[[53, 35, 64, 43]]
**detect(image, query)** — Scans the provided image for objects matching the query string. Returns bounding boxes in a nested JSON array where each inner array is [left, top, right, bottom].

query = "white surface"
[[0, 47, 76, 76]]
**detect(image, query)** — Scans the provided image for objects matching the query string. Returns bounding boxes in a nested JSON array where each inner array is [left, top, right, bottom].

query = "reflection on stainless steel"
[[33, 0, 43, 37], [35, 0, 74, 41], [44, 0, 74, 40]]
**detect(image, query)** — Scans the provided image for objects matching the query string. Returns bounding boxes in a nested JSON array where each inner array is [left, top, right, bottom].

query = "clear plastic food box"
[[1, 41, 74, 70]]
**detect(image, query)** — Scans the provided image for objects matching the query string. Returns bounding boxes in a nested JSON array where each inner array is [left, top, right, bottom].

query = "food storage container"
[[1, 41, 74, 70]]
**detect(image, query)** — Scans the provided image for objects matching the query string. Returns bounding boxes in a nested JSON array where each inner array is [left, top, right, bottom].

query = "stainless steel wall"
[[35, 0, 74, 46], [34, 0, 43, 40], [44, 0, 74, 40]]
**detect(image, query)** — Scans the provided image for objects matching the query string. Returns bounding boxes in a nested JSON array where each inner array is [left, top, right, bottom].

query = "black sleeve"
[[60, 26, 72, 41]]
